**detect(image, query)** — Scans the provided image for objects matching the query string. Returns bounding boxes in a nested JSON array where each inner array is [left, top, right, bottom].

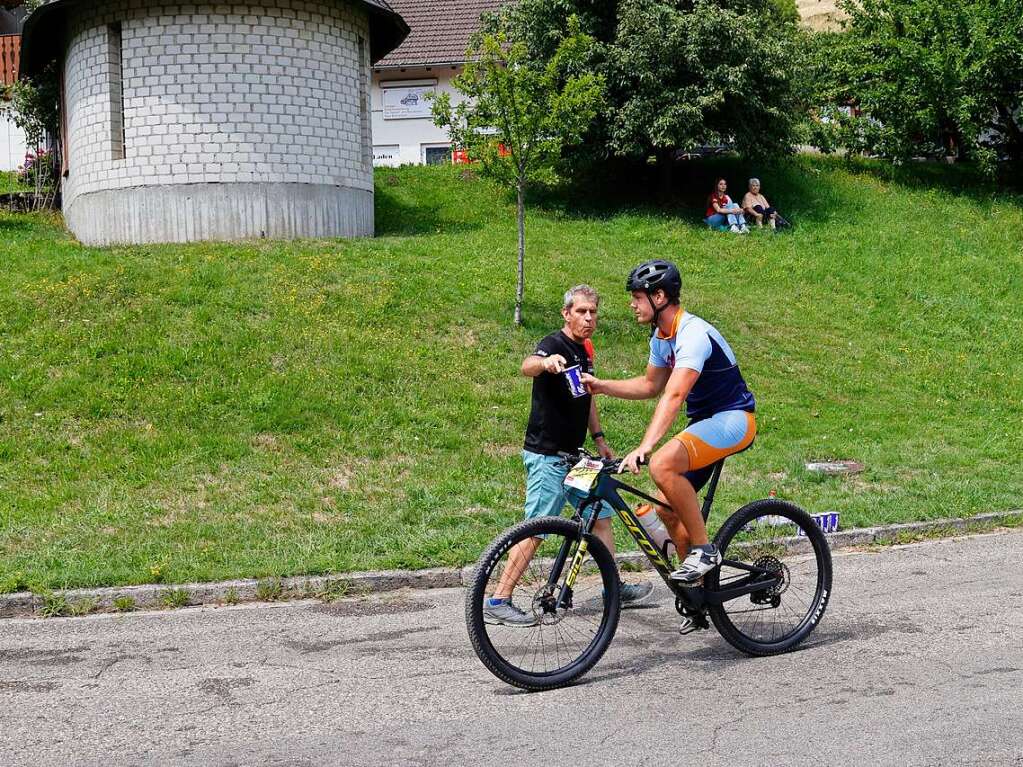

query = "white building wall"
[[370, 65, 466, 166], [61, 0, 374, 244], [0, 109, 28, 172]]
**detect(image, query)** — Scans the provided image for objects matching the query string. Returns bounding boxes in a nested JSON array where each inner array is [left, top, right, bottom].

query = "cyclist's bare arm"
[[581, 364, 670, 400], [521, 354, 567, 377], [636, 367, 699, 452], [618, 367, 698, 472]]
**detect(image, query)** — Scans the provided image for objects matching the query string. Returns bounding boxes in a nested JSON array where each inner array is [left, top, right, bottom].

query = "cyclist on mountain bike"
[[483, 285, 654, 627], [580, 260, 756, 583]]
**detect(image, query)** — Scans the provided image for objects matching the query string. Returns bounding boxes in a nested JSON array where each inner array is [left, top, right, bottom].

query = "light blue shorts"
[[522, 450, 613, 521]]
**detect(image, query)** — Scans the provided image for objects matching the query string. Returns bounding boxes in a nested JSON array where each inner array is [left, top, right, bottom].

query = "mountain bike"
[[465, 451, 832, 691]]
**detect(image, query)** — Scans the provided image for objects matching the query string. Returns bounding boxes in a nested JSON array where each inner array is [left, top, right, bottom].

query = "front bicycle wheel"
[[465, 516, 620, 691], [706, 498, 832, 656]]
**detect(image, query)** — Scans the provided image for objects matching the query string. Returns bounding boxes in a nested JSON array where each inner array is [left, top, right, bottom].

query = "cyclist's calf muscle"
[[649, 439, 709, 548]]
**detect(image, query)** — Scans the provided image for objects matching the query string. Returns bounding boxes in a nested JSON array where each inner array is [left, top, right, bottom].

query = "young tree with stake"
[[432, 17, 604, 326]]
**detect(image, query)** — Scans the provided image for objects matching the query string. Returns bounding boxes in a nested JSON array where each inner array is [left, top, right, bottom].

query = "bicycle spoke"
[[476, 524, 613, 677], [714, 507, 828, 646]]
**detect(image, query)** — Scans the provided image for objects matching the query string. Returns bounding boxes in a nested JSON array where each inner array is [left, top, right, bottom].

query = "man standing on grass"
[[483, 285, 655, 626]]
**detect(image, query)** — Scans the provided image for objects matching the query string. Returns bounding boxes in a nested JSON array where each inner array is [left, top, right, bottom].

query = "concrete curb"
[[2, 510, 1020, 619]]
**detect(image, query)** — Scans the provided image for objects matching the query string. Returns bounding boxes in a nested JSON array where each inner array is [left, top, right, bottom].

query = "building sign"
[[381, 79, 438, 121], [373, 145, 401, 167]]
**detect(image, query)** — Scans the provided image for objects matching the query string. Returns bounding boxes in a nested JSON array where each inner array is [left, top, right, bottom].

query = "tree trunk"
[[515, 179, 525, 326]]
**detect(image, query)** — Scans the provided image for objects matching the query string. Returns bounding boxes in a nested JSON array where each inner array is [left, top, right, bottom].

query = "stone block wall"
[[62, 0, 375, 244]]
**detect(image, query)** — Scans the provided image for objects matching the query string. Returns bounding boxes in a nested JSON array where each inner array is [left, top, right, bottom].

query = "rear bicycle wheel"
[[706, 499, 832, 656], [465, 516, 620, 691]]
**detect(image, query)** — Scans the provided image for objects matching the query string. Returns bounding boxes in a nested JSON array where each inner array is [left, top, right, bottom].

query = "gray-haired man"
[[484, 285, 654, 626]]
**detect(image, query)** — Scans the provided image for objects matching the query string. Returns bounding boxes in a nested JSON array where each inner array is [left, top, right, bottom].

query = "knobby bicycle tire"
[[465, 516, 621, 691], [706, 498, 833, 656]]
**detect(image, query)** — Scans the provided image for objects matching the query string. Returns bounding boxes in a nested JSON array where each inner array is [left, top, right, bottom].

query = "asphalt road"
[[2, 531, 1022, 767]]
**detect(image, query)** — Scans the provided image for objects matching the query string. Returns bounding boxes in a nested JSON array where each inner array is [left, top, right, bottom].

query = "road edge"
[[3, 510, 1020, 619]]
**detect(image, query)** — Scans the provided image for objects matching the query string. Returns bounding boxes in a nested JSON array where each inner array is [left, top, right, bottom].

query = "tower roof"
[[19, 0, 409, 76]]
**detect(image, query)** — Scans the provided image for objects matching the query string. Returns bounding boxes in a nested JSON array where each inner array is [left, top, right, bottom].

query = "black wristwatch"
[[591, 431, 605, 441]]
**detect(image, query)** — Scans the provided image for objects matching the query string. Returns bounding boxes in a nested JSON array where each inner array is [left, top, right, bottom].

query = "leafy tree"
[[812, 0, 1023, 172], [432, 18, 604, 326], [5, 61, 61, 204], [505, 0, 804, 190]]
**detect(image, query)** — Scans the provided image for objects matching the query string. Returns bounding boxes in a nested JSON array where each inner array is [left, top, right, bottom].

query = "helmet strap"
[[646, 292, 668, 336]]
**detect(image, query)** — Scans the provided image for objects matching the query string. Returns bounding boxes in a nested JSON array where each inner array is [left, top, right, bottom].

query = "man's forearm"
[[521, 355, 546, 377], [588, 399, 603, 436], [639, 391, 685, 450], [599, 376, 659, 400]]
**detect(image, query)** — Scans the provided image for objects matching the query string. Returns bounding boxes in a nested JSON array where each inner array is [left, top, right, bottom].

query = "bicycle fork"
[[546, 504, 599, 612]]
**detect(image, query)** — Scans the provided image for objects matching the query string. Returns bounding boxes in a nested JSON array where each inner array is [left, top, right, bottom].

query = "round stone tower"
[[20, 0, 408, 244]]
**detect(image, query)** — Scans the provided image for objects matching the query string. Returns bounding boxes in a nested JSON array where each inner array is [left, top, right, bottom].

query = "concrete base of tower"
[[64, 182, 374, 245]]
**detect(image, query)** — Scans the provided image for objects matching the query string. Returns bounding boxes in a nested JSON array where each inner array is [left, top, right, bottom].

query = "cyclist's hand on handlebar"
[[542, 354, 568, 374], [619, 446, 650, 474], [595, 439, 614, 460], [579, 372, 601, 394]]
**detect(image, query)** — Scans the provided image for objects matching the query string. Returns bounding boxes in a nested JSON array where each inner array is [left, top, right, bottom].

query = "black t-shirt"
[[523, 331, 595, 456]]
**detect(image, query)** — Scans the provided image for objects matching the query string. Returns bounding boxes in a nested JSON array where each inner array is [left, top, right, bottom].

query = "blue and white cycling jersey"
[[648, 311, 756, 420]]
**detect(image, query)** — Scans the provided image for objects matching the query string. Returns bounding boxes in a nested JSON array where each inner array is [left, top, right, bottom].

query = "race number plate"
[[563, 458, 602, 492]]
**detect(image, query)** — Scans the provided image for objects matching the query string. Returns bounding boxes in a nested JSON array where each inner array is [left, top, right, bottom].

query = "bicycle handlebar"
[[557, 450, 648, 474]]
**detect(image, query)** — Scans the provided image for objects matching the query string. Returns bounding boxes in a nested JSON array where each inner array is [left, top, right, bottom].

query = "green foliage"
[[811, 0, 1023, 173], [608, 0, 802, 160], [7, 62, 60, 153], [505, 0, 804, 169], [769, 0, 800, 27], [113, 595, 137, 612], [433, 17, 604, 190], [160, 588, 191, 609], [432, 15, 604, 323], [68, 597, 99, 616], [255, 577, 284, 601], [38, 592, 70, 618]]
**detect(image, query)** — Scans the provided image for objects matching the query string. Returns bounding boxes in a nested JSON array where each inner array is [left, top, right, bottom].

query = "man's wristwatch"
[[591, 431, 605, 441]]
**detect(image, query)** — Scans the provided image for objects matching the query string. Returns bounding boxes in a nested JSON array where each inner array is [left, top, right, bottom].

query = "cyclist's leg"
[[650, 411, 756, 571], [492, 452, 570, 599], [648, 442, 702, 548]]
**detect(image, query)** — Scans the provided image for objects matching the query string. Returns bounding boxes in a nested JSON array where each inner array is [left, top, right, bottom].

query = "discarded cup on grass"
[[563, 365, 587, 398]]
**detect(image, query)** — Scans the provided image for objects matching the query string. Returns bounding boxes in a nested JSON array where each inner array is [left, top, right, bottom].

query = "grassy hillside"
[[1, 158, 1021, 592]]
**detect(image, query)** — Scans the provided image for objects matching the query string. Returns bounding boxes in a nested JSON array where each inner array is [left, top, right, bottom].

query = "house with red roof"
[[1, 1, 28, 171], [370, 0, 503, 166]]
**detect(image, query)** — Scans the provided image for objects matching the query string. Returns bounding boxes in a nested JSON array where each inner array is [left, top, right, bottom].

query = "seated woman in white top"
[[741, 178, 790, 229]]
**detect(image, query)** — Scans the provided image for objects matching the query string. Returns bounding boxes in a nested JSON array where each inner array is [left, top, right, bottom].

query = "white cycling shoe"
[[670, 545, 722, 584]]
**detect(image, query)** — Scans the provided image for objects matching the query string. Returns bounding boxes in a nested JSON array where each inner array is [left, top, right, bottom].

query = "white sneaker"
[[739, 225, 750, 234], [729, 224, 741, 233], [670, 545, 723, 584]]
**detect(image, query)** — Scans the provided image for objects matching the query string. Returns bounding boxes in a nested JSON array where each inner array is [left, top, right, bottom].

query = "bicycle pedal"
[[678, 617, 707, 635]]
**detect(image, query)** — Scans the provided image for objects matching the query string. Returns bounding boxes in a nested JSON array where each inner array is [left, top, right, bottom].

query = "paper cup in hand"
[[563, 365, 587, 398]]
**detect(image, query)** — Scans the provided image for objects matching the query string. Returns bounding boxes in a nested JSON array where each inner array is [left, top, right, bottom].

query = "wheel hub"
[[532, 585, 568, 625], [751, 555, 789, 604]]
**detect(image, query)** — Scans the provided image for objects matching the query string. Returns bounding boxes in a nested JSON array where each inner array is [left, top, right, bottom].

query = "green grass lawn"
[[1, 157, 1022, 593]]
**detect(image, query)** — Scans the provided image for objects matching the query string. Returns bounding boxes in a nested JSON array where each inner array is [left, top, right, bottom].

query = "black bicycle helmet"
[[626, 259, 682, 301]]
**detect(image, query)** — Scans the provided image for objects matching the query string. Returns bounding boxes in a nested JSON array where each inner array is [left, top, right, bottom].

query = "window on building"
[[422, 145, 451, 166], [108, 22, 125, 160]]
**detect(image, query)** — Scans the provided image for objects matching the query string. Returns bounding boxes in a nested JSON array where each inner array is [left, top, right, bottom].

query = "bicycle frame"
[[550, 461, 782, 612]]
